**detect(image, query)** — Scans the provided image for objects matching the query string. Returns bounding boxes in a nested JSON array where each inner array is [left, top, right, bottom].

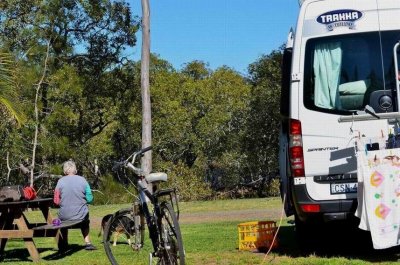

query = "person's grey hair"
[[63, 160, 77, 175]]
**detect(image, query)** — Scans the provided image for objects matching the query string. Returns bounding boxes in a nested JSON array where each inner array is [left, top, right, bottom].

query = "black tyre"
[[103, 208, 149, 265], [294, 215, 323, 252], [157, 202, 185, 265]]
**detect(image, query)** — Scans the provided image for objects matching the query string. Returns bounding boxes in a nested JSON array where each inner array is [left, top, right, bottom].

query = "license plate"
[[330, 182, 358, 194]]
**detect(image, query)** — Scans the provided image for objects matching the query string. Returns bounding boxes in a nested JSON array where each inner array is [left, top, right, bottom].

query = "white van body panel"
[[377, 1, 400, 31], [297, 0, 400, 202], [281, 0, 400, 219]]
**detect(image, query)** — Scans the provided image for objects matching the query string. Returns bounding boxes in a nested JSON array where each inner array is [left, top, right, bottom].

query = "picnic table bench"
[[0, 198, 84, 262], [32, 219, 84, 250]]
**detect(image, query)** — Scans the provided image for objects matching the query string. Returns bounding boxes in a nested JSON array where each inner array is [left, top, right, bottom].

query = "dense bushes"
[[93, 175, 137, 205]]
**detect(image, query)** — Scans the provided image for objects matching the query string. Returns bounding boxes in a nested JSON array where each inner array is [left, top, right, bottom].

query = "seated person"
[[53, 160, 96, 250]]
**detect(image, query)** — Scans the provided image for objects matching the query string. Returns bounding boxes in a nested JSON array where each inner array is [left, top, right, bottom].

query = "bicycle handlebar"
[[137, 146, 152, 156], [112, 146, 152, 175]]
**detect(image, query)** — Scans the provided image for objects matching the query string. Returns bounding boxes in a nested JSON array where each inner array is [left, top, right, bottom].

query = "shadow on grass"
[[44, 244, 85, 260], [0, 247, 42, 262], [274, 222, 400, 263], [0, 244, 84, 262]]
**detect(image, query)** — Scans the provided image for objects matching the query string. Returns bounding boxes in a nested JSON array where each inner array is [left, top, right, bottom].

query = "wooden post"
[[141, 0, 152, 188]]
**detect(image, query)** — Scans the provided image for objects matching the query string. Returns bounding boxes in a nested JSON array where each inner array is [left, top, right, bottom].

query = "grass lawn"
[[1, 197, 400, 264]]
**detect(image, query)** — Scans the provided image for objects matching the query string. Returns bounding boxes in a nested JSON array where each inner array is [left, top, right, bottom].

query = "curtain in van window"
[[313, 42, 342, 109]]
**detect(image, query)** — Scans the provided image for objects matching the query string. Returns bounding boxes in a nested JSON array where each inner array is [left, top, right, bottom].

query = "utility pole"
[[140, 0, 152, 186]]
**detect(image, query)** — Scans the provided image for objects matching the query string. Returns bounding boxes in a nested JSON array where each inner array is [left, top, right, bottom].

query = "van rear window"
[[304, 31, 400, 115]]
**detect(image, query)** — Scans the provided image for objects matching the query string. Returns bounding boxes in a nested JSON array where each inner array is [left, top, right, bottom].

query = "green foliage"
[[243, 48, 283, 181], [0, 1, 284, 201], [94, 174, 136, 205], [266, 178, 281, 197], [148, 57, 252, 195], [158, 160, 212, 201], [0, 0, 139, 186], [181, 60, 211, 80], [0, 52, 25, 124]]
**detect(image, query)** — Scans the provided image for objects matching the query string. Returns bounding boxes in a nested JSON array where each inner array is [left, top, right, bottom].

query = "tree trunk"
[[31, 41, 51, 187], [141, 0, 152, 186]]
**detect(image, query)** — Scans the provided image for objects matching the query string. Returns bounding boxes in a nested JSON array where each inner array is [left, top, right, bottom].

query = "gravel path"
[[178, 208, 284, 224], [90, 208, 285, 229]]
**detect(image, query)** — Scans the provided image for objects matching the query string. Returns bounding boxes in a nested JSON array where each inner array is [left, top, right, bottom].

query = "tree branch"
[[6, 152, 11, 183], [30, 40, 51, 187], [34, 173, 61, 181]]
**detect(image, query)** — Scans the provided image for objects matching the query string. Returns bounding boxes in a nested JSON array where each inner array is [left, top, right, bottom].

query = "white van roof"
[[298, 0, 400, 38]]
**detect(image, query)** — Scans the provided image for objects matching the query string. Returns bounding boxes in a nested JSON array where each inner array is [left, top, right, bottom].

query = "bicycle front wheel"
[[103, 208, 151, 265], [158, 202, 185, 265]]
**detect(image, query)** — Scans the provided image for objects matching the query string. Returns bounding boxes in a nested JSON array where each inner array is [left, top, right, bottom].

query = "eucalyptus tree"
[[0, 0, 139, 184], [244, 48, 284, 183], [149, 59, 251, 195]]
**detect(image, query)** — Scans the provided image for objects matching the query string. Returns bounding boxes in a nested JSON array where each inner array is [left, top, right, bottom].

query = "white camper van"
[[280, 0, 400, 236]]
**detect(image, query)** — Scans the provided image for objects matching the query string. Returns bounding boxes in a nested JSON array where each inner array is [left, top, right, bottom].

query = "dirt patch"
[[179, 208, 284, 224], [90, 208, 285, 229]]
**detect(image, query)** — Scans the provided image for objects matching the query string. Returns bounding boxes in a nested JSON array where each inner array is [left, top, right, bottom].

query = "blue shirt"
[[54, 175, 93, 221]]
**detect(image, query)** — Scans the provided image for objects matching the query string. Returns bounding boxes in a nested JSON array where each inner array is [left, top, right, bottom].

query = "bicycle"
[[103, 146, 185, 265]]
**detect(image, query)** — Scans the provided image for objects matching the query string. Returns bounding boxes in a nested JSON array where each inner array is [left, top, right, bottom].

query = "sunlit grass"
[[88, 197, 282, 217], [3, 197, 400, 264]]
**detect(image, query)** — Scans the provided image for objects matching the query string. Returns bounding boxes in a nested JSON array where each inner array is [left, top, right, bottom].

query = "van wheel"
[[294, 215, 322, 252]]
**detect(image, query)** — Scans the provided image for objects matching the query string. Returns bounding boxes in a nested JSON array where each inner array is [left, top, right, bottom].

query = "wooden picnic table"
[[0, 197, 82, 262]]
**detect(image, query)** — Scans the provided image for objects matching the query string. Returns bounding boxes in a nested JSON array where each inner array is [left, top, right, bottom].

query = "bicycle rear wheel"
[[103, 208, 151, 265], [157, 202, 185, 265]]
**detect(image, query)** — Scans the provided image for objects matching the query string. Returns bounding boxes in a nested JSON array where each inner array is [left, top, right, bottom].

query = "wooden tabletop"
[[0, 198, 53, 210], [0, 197, 56, 262]]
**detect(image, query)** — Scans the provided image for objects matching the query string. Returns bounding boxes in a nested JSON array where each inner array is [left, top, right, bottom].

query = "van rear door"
[[297, 0, 400, 202]]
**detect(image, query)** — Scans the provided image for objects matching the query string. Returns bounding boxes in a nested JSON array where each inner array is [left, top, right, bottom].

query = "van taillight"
[[290, 119, 302, 135], [300, 204, 320, 213], [289, 119, 305, 177]]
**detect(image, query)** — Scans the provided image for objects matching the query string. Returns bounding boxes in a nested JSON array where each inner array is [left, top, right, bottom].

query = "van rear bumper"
[[291, 182, 358, 223]]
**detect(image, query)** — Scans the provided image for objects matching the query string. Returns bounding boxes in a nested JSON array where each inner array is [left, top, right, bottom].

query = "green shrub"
[[94, 174, 136, 205], [266, 178, 280, 197], [158, 161, 212, 201]]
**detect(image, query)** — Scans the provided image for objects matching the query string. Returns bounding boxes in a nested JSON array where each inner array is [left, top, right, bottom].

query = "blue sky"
[[127, 0, 299, 74]]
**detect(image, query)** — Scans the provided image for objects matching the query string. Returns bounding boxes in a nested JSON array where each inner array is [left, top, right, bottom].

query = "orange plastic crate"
[[238, 221, 278, 251]]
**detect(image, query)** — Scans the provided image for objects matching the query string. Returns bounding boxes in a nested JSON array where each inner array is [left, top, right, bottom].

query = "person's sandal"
[[85, 243, 97, 251]]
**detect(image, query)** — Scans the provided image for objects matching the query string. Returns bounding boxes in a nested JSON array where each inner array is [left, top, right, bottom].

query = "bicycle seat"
[[145, 172, 167, 183]]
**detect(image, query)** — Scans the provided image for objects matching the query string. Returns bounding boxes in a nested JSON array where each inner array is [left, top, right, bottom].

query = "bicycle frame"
[[135, 177, 180, 256], [104, 146, 185, 265], [136, 178, 160, 252]]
